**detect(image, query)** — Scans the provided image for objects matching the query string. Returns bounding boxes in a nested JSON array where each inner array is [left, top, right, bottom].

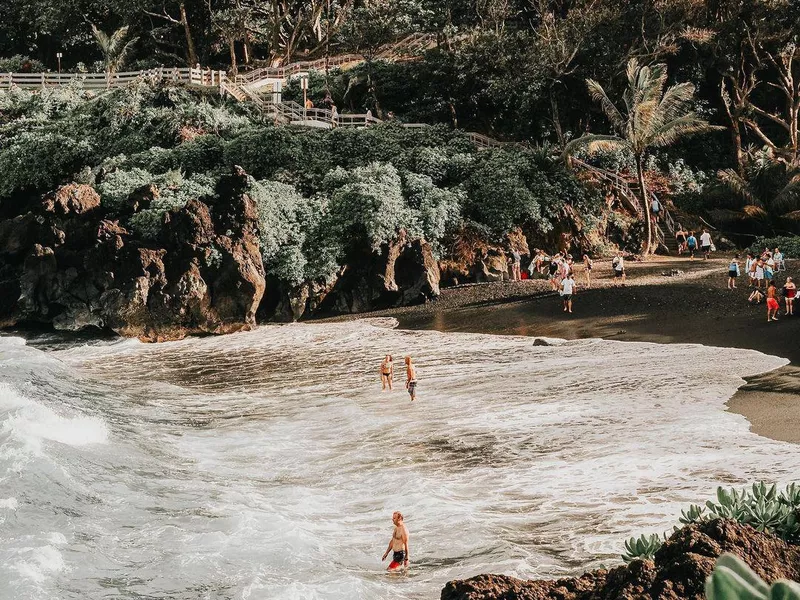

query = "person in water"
[[380, 355, 394, 391], [382, 511, 409, 571], [404, 356, 417, 401]]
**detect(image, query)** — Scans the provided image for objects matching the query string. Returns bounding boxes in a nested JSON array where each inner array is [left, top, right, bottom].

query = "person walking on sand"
[[699, 229, 713, 260], [404, 356, 417, 401], [767, 280, 780, 322], [583, 254, 593, 288], [784, 277, 796, 316], [686, 232, 698, 259], [728, 255, 740, 289], [380, 355, 394, 391], [561, 273, 576, 313], [675, 225, 687, 254], [381, 511, 409, 572], [612, 253, 626, 286]]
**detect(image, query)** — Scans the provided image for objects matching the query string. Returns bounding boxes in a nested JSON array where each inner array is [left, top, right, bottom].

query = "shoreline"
[[324, 256, 800, 444]]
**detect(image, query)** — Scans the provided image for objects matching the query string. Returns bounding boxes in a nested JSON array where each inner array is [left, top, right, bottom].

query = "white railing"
[[0, 67, 226, 90]]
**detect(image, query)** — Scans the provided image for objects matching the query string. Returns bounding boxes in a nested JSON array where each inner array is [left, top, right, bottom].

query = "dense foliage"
[[0, 83, 602, 285]]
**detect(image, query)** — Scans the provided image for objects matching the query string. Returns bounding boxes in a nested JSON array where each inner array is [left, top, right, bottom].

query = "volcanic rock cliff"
[[441, 520, 800, 600], [0, 169, 266, 341]]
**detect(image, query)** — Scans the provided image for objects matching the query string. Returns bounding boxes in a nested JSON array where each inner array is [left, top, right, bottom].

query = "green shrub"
[[750, 236, 800, 259], [706, 553, 800, 600], [0, 55, 46, 73]]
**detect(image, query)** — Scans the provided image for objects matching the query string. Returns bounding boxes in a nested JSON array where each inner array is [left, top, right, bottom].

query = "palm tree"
[[566, 58, 720, 254], [713, 152, 800, 233], [91, 24, 137, 77]]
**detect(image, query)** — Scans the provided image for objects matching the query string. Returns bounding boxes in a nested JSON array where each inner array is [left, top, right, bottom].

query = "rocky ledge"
[[441, 520, 800, 600], [0, 166, 446, 340]]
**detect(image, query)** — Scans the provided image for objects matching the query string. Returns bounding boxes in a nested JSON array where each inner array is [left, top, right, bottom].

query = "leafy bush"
[[750, 237, 800, 259], [706, 553, 800, 600], [0, 55, 46, 73]]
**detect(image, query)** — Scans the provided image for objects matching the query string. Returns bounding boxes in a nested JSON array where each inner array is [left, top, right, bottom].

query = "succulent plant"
[[705, 553, 800, 600], [622, 533, 662, 562], [680, 504, 708, 525]]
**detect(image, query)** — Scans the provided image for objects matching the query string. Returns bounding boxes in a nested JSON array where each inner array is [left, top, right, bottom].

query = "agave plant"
[[779, 483, 800, 509], [706, 553, 800, 600], [622, 533, 662, 562]]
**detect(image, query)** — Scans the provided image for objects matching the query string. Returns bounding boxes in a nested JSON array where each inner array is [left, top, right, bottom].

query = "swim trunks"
[[389, 550, 406, 569], [767, 297, 779, 310], [407, 380, 417, 395]]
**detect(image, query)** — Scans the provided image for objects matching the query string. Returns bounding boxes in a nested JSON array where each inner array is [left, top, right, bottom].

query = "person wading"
[[381, 511, 409, 571], [404, 356, 417, 401], [380, 355, 394, 391]]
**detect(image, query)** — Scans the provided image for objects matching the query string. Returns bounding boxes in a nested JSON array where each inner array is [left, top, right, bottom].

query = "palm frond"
[[649, 113, 723, 148], [771, 173, 800, 214], [586, 79, 625, 132], [717, 168, 762, 208], [563, 134, 630, 158]]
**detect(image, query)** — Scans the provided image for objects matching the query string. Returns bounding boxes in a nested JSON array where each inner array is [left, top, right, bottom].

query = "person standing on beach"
[[767, 281, 780, 322], [728, 255, 740, 290], [561, 273, 575, 313], [699, 230, 713, 260], [612, 254, 626, 286], [404, 356, 417, 401], [381, 511, 409, 571], [548, 255, 560, 291], [755, 258, 765, 289], [784, 277, 796, 316], [686, 232, 698, 259], [745, 253, 755, 287], [510, 249, 522, 281], [380, 355, 394, 391], [582, 254, 593, 288]]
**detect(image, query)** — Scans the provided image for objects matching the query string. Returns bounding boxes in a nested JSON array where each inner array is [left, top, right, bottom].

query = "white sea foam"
[[0, 324, 796, 599]]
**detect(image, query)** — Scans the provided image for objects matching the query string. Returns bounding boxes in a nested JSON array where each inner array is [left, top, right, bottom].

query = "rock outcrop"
[[0, 170, 265, 341], [441, 520, 800, 600]]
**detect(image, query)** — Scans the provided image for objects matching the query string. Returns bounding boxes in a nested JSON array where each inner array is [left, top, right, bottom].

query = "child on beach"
[[784, 277, 796, 316], [728, 255, 740, 289], [767, 281, 780, 322], [612, 254, 626, 286], [686, 232, 698, 259]]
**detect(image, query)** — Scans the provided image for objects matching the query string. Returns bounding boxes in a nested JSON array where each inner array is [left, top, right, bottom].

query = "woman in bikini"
[[380, 355, 394, 391], [784, 277, 796, 316], [582, 254, 593, 288]]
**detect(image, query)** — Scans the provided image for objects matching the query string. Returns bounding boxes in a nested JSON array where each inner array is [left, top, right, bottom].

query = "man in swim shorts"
[[767, 280, 780, 322], [405, 356, 417, 401], [381, 511, 409, 571]]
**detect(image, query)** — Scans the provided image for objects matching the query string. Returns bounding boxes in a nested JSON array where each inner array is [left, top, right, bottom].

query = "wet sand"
[[328, 256, 800, 443]]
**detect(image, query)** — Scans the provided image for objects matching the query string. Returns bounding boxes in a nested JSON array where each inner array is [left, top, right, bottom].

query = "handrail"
[[1, 66, 226, 90], [570, 157, 643, 216]]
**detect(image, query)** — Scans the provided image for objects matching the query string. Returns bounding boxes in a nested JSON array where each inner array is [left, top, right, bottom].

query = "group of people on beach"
[[674, 227, 715, 259], [380, 355, 418, 400], [729, 247, 794, 322]]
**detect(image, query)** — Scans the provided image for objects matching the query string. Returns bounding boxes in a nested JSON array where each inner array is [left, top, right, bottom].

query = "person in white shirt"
[[699, 230, 713, 260], [612, 254, 626, 286], [561, 273, 576, 313]]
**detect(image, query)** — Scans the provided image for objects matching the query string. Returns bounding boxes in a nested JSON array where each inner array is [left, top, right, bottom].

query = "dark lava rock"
[[441, 520, 800, 600], [0, 171, 266, 341], [533, 338, 551, 346]]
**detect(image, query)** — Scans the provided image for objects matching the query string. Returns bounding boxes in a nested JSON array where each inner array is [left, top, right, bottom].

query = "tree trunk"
[[636, 154, 654, 256], [180, 3, 197, 66], [229, 39, 238, 75], [243, 33, 251, 64], [550, 89, 565, 149]]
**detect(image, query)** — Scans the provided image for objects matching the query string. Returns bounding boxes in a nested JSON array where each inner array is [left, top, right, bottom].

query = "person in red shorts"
[[381, 511, 410, 571], [766, 280, 780, 322]]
